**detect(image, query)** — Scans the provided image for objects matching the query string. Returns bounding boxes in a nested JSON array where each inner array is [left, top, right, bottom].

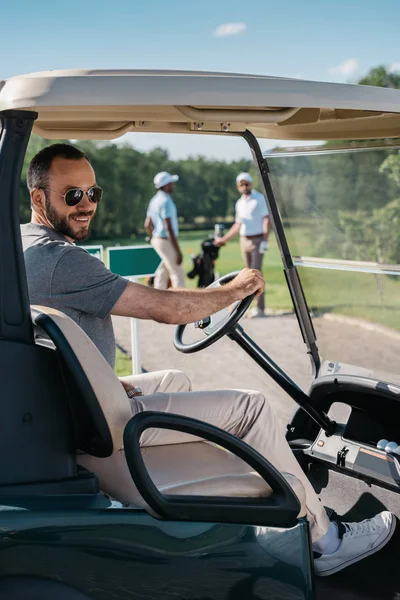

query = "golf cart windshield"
[[267, 143, 400, 383]]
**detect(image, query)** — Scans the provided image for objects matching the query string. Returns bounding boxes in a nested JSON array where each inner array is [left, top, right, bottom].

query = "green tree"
[[319, 199, 400, 265], [358, 65, 400, 89], [19, 135, 253, 238], [380, 153, 400, 187]]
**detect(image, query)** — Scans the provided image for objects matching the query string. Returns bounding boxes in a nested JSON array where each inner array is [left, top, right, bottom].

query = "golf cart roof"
[[1, 69, 400, 141]]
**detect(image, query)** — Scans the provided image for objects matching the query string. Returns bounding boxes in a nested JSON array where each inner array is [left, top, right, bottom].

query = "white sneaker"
[[247, 307, 265, 319], [314, 511, 396, 577]]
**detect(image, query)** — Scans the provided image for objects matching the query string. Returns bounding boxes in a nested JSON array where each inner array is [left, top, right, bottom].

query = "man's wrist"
[[126, 386, 143, 398], [222, 281, 241, 303]]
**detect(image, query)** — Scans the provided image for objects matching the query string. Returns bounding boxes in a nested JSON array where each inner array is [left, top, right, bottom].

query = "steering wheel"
[[174, 271, 255, 354]]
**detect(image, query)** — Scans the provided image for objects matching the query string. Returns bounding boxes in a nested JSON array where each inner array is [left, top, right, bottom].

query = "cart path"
[[113, 313, 400, 433]]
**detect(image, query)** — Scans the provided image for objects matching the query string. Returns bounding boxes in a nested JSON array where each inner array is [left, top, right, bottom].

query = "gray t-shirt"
[[21, 223, 128, 368]]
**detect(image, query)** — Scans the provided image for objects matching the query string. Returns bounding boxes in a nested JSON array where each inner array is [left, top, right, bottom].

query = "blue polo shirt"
[[147, 191, 179, 238]]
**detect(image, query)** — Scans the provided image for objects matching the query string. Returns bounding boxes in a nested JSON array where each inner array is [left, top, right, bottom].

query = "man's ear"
[[30, 188, 44, 210]]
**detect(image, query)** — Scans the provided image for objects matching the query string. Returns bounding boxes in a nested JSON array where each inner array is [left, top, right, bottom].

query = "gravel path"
[[113, 312, 400, 432]]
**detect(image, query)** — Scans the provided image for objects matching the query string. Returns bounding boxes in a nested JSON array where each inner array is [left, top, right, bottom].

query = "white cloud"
[[213, 22, 247, 37], [329, 58, 359, 78], [390, 63, 400, 73]]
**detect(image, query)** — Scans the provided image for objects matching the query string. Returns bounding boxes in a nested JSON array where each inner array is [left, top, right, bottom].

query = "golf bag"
[[187, 237, 221, 288]]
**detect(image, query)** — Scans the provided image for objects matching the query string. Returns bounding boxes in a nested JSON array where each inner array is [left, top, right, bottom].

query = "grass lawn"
[[95, 226, 400, 338], [179, 231, 294, 309], [299, 267, 400, 330], [97, 230, 294, 310], [115, 348, 132, 377]]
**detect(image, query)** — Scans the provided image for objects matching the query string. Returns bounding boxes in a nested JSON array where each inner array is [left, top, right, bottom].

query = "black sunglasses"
[[42, 186, 103, 207]]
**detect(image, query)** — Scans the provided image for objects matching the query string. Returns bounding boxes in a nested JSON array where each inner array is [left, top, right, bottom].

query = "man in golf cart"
[[21, 142, 395, 577]]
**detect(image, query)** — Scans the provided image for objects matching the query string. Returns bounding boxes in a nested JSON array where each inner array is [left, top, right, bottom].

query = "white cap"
[[153, 171, 179, 189], [236, 172, 253, 184]]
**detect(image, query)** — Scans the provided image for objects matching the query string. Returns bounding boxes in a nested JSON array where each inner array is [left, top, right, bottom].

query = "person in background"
[[145, 171, 185, 289], [215, 172, 270, 317]]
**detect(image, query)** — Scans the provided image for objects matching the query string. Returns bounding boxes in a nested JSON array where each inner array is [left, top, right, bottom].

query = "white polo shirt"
[[235, 190, 269, 236]]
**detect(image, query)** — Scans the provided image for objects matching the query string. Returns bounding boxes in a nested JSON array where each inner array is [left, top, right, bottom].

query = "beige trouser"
[[120, 369, 329, 542], [240, 235, 265, 311], [151, 237, 186, 289]]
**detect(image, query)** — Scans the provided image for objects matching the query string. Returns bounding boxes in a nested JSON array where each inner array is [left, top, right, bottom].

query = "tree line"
[[19, 136, 255, 240], [268, 147, 400, 264], [264, 65, 400, 265]]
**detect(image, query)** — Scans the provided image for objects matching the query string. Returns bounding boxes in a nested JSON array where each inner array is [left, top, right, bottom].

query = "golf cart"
[[0, 70, 399, 600]]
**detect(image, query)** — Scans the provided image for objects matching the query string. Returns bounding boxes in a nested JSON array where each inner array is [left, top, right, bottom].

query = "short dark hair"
[[27, 143, 90, 191]]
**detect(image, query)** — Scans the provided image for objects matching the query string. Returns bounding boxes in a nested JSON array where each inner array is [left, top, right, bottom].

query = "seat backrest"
[[31, 306, 132, 457]]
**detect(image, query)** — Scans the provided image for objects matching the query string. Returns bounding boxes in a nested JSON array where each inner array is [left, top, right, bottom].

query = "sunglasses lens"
[[65, 188, 84, 207], [88, 186, 103, 204]]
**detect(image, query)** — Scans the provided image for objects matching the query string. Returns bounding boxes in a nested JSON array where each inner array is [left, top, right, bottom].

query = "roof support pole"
[[0, 110, 37, 343], [241, 129, 321, 377], [0, 111, 86, 490]]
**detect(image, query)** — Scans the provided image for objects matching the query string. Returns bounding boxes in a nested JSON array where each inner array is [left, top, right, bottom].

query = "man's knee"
[[161, 369, 192, 393], [238, 389, 274, 427]]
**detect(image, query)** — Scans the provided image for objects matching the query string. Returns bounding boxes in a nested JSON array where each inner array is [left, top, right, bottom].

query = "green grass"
[[96, 227, 400, 336], [181, 230, 400, 329], [179, 232, 294, 309], [96, 230, 293, 310], [115, 348, 132, 377], [299, 268, 400, 330]]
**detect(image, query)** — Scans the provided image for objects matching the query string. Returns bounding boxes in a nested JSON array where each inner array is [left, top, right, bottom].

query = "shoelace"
[[342, 518, 378, 538]]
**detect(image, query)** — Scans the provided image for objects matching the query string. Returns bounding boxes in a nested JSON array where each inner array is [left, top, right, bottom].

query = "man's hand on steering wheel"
[[228, 268, 265, 301], [174, 269, 264, 354]]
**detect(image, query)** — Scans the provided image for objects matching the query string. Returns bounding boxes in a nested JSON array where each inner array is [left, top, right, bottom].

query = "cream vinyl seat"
[[31, 305, 306, 518]]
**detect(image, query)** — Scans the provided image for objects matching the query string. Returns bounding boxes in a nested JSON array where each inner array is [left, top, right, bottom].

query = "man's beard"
[[45, 196, 92, 241]]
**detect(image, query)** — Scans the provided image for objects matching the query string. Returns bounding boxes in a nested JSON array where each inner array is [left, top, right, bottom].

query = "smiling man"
[[21, 144, 263, 366], [28, 145, 100, 241], [21, 144, 121, 366], [20, 143, 396, 578]]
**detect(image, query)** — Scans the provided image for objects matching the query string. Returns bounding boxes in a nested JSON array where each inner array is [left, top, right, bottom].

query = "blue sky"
[[1, 0, 399, 160]]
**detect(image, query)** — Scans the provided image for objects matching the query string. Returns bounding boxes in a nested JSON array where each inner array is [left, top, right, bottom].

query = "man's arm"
[[263, 215, 271, 239], [214, 222, 241, 246], [111, 268, 264, 324], [144, 216, 154, 235], [164, 217, 182, 265]]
